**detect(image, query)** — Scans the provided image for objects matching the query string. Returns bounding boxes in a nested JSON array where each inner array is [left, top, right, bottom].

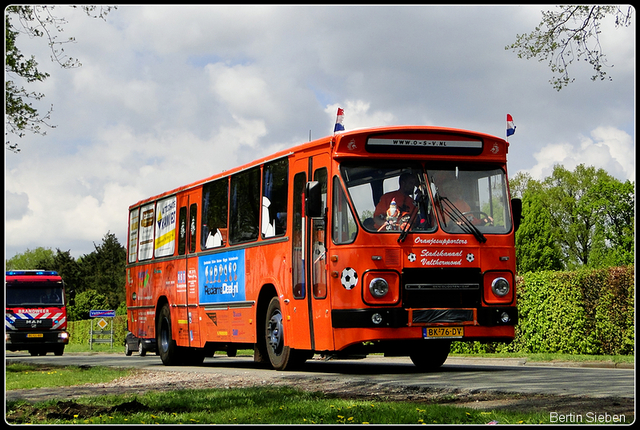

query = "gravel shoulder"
[[6, 366, 635, 420]]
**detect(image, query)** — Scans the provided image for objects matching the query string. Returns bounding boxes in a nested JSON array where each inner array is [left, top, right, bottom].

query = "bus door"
[[290, 154, 333, 352], [177, 190, 201, 347], [290, 160, 312, 350], [308, 154, 334, 351]]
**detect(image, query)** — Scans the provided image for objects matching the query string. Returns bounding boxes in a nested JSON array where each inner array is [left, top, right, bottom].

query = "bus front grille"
[[402, 268, 481, 308]]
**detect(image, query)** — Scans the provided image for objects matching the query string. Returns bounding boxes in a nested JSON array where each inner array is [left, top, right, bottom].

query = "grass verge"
[[450, 352, 634, 365], [5, 362, 135, 390], [6, 386, 551, 425]]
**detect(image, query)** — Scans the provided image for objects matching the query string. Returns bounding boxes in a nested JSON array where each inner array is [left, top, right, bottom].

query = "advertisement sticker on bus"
[[155, 196, 177, 258], [138, 203, 155, 261], [128, 209, 139, 263], [198, 249, 246, 304]]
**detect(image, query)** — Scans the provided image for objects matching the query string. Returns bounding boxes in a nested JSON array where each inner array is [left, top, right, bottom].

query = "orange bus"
[[125, 126, 522, 370]]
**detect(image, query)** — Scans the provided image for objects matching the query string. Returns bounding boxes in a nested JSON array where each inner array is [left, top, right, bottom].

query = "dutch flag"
[[334, 108, 345, 133], [506, 114, 516, 137]]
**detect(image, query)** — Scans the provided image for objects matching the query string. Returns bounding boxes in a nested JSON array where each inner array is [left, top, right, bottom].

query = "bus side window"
[[201, 177, 229, 249], [332, 176, 357, 244], [262, 158, 288, 238], [178, 206, 187, 255], [189, 203, 197, 254], [292, 172, 306, 299], [230, 167, 260, 244]]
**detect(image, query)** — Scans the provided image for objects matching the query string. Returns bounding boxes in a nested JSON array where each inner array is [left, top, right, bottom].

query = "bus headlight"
[[491, 277, 510, 297], [369, 278, 389, 298], [362, 270, 400, 305]]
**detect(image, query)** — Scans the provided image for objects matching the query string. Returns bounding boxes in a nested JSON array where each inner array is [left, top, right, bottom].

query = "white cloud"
[[206, 63, 278, 121], [325, 100, 396, 130], [524, 126, 634, 181]]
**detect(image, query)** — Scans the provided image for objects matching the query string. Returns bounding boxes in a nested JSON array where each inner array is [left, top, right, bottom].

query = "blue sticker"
[[198, 249, 246, 304]]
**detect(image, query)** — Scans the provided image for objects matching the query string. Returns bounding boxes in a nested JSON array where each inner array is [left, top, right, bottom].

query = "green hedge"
[[451, 266, 635, 355], [69, 266, 634, 356], [67, 315, 128, 346]]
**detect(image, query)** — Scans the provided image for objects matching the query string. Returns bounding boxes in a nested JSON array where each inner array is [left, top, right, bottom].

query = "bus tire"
[[409, 340, 451, 371], [157, 304, 180, 365], [265, 297, 305, 370]]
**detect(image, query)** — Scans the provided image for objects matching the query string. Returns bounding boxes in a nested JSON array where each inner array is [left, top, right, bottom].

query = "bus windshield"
[[340, 162, 512, 236], [428, 165, 512, 235]]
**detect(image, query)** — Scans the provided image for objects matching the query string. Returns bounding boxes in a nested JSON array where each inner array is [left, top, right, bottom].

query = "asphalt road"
[[6, 351, 634, 399]]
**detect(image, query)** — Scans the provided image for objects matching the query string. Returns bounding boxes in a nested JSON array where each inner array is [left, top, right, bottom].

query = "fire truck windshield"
[[6, 283, 64, 306]]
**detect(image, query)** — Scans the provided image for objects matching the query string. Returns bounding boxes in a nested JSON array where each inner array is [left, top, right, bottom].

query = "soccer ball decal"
[[341, 267, 358, 290], [407, 253, 416, 262], [466, 253, 475, 263]]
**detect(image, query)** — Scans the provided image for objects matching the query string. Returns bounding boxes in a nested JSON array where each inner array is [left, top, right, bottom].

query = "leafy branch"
[[5, 5, 116, 152], [506, 5, 633, 91]]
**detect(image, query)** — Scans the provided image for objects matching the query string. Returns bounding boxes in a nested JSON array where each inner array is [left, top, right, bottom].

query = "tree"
[[51, 249, 83, 305], [589, 176, 635, 266], [6, 247, 55, 270], [67, 290, 109, 321], [543, 165, 603, 267], [515, 187, 564, 273], [515, 164, 634, 270], [506, 5, 633, 91], [5, 5, 116, 152], [79, 232, 127, 310]]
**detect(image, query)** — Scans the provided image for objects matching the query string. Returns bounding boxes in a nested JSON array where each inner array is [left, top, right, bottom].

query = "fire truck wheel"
[[53, 346, 64, 356], [265, 297, 307, 371], [157, 304, 180, 365], [408, 340, 451, 371]]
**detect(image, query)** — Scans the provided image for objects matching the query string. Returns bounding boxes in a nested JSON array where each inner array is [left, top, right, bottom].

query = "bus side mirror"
[[511, 198, 523, 232], [305, 181, 323, 218]]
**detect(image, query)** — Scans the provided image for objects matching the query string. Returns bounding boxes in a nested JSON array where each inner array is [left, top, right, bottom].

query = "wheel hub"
[[267, 311, 283, 354]]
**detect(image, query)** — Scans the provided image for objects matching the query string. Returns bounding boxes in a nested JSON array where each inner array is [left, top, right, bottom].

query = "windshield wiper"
[[439, 197, 487, 243]]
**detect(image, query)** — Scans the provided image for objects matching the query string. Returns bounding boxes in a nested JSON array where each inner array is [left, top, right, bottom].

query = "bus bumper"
[[331, 307, 518, 329]]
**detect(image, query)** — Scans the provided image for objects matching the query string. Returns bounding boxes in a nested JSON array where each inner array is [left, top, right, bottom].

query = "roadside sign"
[[90, 313, 114, 350], [90, 310, 115, 318]]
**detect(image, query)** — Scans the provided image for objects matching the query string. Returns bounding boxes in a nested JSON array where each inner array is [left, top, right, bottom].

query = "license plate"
[[27, 333, 44, 338], [423, 327, 464, 339]]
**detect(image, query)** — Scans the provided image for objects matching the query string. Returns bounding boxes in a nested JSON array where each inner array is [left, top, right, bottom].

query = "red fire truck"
[[5, 270, 70, 356]]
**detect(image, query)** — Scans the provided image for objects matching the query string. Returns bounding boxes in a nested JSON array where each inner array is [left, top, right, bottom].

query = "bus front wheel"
[[265, 297, 306, 370], [409, 340, 451, 371]]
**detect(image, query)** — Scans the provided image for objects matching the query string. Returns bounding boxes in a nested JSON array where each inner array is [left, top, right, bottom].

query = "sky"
[[4, 5, 636, 260]]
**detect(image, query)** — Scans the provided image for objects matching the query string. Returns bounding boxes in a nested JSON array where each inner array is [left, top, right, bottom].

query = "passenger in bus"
[[374, 173, 419, 230]]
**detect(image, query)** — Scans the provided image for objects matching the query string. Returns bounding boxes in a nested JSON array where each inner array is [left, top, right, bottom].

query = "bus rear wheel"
[[265, 297, 306, 370], [157, 304, 180, 365]]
